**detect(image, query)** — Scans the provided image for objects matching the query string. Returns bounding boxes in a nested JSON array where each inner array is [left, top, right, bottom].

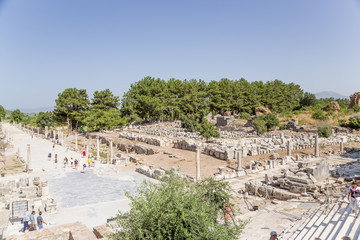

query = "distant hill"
[[7, 106, 54, 114], [315, 91, 348, 99]]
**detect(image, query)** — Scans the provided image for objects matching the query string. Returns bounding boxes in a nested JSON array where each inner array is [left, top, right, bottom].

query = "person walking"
[[37, 211, 47, 229], [87, 158, 91, 168], [70, 157, 74, 167], [48, 153, 51, 161], [54, 154, 58, 169], [22, 211, 30, 232], [348, 180, 360, 218], [75, 159, 78, 170], [29, 211, 36, 231]]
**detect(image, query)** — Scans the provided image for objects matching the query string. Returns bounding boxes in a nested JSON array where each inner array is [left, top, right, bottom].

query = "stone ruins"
[[1, 114, 360, 239]]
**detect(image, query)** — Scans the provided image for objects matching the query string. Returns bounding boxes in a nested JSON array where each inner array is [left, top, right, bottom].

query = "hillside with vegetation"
[[1, 76, 359, 137]]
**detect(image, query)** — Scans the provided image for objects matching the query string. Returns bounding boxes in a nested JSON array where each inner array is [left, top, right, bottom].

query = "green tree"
[[252, 119, 267, 134], [92, 89, 120, 111], [259, 113, 279, 130], [36, 112, 55, 128], [83, 109, 126, 131], [0, 105, 6, 120], [111, 174, 244, 240], [197, 119, 220, 139], [300, 92, 317, 107], [10, 109, 24, 123], [54, 88, 90, 132]]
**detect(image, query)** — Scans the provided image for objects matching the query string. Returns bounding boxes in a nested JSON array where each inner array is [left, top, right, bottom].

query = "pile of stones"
[[0, 176, 57, 218]]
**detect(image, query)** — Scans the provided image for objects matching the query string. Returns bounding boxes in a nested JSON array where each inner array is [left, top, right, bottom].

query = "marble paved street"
[[3, 124, 154, 236]]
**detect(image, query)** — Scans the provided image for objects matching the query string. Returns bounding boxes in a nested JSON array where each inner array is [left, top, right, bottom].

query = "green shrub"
[[318, 124, 332, 138], [353, 105, 360, 113], [111, 173, 245, 240], [280, 112, 292, 119], [279, 124, 287, 130], [348, 115, 360, 129], [253, 119, 267, 134], [312, 110, 328, 121], [239, 112, 251, 120], [197, 119, 220, 139], [259, 113, 279, 130], [181, 118, 199, 132], [338, 119, 347, 127]]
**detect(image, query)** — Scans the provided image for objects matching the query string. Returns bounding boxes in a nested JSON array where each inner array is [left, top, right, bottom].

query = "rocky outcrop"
[[223, 111, 231, 117], [331, 101, 340, 112], [350, 92, 360, 108], [255, 107, 271, 116]]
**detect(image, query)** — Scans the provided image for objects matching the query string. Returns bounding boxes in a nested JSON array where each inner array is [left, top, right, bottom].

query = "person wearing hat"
[[270, 231, 278, 240]]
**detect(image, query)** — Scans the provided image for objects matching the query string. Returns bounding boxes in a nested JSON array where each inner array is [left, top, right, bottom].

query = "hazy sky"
[[1, 0, 360, 110]]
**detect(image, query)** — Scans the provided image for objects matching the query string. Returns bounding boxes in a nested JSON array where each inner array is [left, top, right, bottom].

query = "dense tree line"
[[3, 76, 358, 134], [121, 77, 304, 122]]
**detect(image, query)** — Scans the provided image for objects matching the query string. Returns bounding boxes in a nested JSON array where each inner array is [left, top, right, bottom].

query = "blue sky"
[[0, 0, 359, 111]]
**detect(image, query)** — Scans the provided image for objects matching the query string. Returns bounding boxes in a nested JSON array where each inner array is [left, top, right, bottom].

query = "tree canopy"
[[111, 173, 244, 240], [120, 77, 304, 123], [10, 109, 24, 123], [54, 88, 90, 131]]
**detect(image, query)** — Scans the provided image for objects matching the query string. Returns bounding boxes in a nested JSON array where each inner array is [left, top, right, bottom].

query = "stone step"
[[333, 206, 357, 239], [319, 203, 350, 240], [301, 203, 338, 240], [282, 195, 348, 240], [284, 206, 322, 240], [310, 201, 344, 239], [290, 205, 326, 240], [293, 205, 327, 240]]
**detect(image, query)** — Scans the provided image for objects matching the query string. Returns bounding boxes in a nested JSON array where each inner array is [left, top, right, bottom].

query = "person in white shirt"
[[348, 180, 360, 218]]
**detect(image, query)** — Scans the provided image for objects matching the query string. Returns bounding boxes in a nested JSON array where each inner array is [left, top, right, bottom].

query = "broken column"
[[97, 137, 100, 161], [287, 140, 292, 157], [86, 145, 89, 157], [110, 140, 114, 161], [236, 149, 242, 171], [315, 135, 319, 157], [75, 132, 78, 150], [340, 139, 344, 154], [196, 144, 201, 181], [26, 144, 32, 172]]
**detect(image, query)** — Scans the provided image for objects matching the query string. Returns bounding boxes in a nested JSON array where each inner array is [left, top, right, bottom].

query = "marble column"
[[315, 135, 319, 157], [110, 140, 114, 160], [340, 139, 344, 154], [27, 144, 32, 172], [236, 149, 242, 171], [196, 146, 201, 181], [287, 140, 292, 157], [97, 137, 100, 161]]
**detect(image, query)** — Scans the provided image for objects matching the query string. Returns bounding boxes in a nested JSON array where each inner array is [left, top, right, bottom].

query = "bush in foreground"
[[110, 174, 245, 240]]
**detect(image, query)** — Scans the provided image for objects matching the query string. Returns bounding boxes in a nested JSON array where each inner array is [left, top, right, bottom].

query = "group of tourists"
[[48, 147, 95, 172], [22, 211, 46, 232]]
